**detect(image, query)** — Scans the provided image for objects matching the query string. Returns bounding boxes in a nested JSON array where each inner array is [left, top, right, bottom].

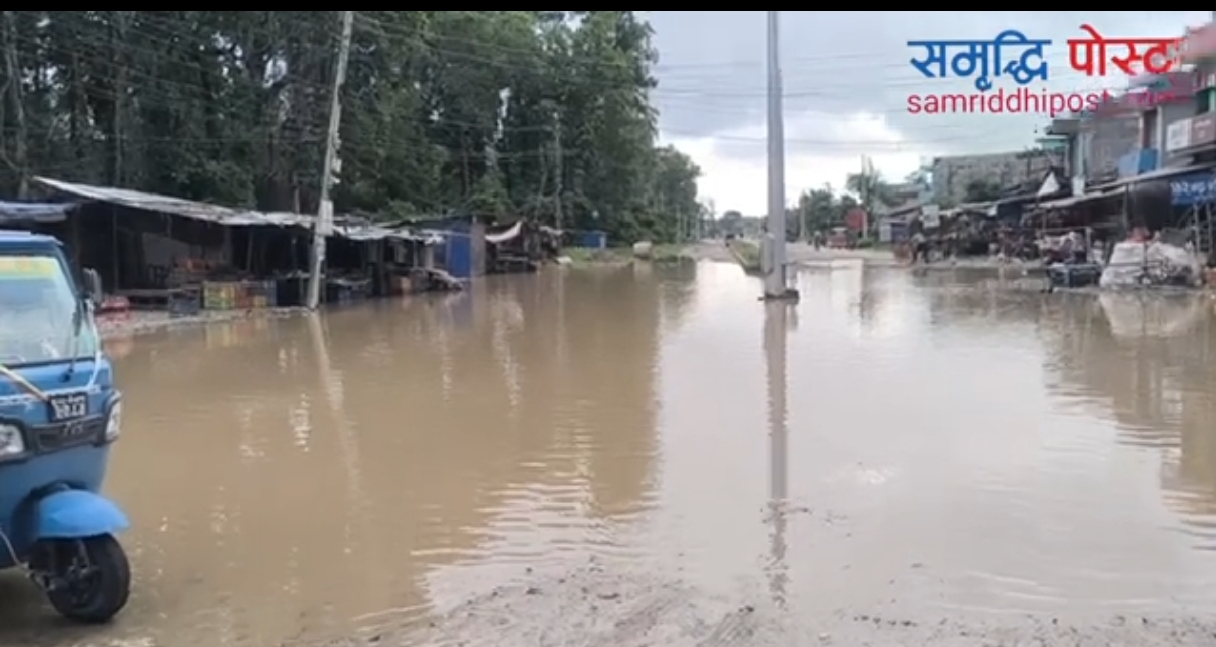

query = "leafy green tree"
[[797, 185, 837, 235], [845, 156, 897, 214], [0, 11, 701, 244], [963, 179, 1002, 203]]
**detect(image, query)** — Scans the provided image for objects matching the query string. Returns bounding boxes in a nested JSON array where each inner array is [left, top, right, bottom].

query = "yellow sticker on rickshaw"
[[0, 256, 56, 279]]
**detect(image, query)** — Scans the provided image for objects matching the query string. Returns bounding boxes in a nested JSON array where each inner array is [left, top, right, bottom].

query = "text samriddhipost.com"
[[906, 88, 1177, 117]]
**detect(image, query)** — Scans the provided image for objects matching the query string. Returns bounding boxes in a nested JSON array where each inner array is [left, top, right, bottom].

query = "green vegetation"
[[564, 243, 688, 266], [714, 160, 921, 241], [564, 247, 632, 266], [727, 240, 762, 274], [649, 244, 690, 262], [0, 12, 702, 245]]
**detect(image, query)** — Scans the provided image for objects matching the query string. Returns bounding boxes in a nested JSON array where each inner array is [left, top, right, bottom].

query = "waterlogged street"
[[6, 260, 1216, 645]]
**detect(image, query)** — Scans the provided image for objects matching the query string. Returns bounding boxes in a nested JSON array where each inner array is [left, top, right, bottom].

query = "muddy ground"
[[315, 566, 1216, 647]]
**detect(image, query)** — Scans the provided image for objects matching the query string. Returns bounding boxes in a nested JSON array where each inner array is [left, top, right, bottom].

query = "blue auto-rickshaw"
[[0, 230, 129, 623]]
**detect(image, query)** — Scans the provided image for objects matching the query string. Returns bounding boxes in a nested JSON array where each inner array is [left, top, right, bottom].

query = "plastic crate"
[[168, 291, 201, 317], [202, 282, 234, 310]]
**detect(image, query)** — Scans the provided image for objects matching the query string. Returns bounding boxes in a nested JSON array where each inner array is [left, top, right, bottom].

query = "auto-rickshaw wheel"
[[43, 535, 130, 623]]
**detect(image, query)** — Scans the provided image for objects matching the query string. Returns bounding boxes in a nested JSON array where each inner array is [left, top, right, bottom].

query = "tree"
[[0, 11, 699, 244], [845, 156, 896, 214], [797, 185, 837, 235], [963, 179, 1001, 203]]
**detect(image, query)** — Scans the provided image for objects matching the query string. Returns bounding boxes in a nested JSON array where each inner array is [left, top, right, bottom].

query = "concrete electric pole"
[[553, 118, 564, 232], [306, 10, 354, 310], [763, 11, 794, 300]]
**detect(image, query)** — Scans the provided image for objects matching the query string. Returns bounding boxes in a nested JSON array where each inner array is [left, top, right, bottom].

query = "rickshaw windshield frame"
[[0, 249, 96, 369]]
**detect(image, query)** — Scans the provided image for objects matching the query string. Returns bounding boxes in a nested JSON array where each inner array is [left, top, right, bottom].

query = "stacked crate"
[[245, 280, 278, 309], [202, 282, 234, 310], [168, 288, 201, 317], [203, 281, 278, 310], [325, 280, 370, 305]]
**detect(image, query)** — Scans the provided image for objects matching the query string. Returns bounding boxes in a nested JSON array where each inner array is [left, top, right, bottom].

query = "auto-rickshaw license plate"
[[48, 393, 87, 422]]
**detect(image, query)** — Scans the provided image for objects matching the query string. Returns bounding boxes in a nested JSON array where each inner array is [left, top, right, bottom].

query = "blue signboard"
[[1170, 172, 1216, 206]]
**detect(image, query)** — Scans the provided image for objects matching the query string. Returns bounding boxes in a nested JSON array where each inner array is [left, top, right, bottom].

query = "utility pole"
[[306, 10, 354, 310], [763, 11, 791, 299], [553, 118, 564, 231], [800, 202, 809, 243]]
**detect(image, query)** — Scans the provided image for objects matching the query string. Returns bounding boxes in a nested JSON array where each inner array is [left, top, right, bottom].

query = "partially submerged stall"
[[29, 176, 446, 311], [398, 214, 489, 280], [484, 219, 561, 273], [397, 214, 560, 278]]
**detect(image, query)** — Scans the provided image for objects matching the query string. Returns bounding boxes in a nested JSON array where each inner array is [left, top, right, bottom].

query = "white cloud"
[[662, 110, 922, 215], [649, 11, 1216, 216]]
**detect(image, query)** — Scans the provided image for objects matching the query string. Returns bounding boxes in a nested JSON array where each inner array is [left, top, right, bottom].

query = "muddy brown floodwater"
[[6, 261, 1216, 645]]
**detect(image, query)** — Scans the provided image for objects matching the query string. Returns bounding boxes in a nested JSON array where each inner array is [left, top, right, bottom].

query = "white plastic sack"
[[1099, 242, 1148, 288], [1098, 241, 1202, 288]]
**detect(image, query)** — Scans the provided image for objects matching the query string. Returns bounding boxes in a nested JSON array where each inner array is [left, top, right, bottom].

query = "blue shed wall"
[[580, 231, 607, 249], [445, 234, 473, 278]]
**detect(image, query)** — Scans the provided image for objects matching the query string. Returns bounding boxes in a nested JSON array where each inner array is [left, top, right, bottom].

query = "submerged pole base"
[[759, 288, 800, 302]]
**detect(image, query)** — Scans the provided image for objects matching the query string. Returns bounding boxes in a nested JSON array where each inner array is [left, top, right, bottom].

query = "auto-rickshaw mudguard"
[[34, 489, 128, 539]]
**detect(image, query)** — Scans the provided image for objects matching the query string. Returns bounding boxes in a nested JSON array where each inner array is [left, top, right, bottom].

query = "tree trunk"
[[2, 11, 28, 198], [108, 12, 130, 186]]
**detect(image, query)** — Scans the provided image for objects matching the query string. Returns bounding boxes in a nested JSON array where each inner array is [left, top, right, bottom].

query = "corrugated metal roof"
[[335, 222, 443, 245], [32, 176, 441, 244], [1087, 163, 1216, 193], [34, 176, 311, 227], [1034, 189, 1122, 210], [0, 201, 74, 224]]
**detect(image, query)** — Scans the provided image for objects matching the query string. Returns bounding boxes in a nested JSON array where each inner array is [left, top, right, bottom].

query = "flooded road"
[[8, 261, 1216, 645]]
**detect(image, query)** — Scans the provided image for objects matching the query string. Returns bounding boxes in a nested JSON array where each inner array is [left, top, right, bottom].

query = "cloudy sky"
[[647, 11, 1214, 215]]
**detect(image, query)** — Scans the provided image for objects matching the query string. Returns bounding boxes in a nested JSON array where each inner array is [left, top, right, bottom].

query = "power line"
[[0, 12, 1161, 219], [6, 14, 1138, 146]]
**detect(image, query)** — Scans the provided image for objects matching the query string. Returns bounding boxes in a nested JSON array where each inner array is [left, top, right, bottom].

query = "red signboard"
[[844, 207, 867, 232]]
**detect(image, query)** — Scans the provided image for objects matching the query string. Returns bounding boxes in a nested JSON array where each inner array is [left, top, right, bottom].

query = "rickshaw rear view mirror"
[[81, 268, 103, 304]]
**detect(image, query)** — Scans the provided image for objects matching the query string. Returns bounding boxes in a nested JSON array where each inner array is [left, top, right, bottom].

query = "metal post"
[[306, 10, 354, 310], [764, 11, 789, 298]]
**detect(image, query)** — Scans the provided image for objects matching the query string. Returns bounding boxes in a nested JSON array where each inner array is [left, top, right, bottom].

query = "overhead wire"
[[0, 16, 974, 151], [0, 11, 1178, 212], [71, 12, 1157, 149]]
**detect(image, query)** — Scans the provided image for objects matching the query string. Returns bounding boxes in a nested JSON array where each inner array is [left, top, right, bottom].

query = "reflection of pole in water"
[[763, 300, 789, 605], [305, 313, 371, 552]]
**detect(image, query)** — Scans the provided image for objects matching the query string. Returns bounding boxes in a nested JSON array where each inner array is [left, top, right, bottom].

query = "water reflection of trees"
[[99, 269, 665, 643], [655, 260, 698, 335]]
